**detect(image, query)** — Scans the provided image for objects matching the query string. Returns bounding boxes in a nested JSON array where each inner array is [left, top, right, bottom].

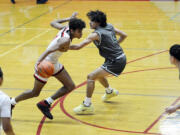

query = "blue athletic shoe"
[[11, 0, 15, 4]]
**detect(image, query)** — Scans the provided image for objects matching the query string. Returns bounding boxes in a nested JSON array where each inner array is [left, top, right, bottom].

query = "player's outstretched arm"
[[50, 12, 78, 30], [114, 28, 127, 44], [69, 33, 99, 50]]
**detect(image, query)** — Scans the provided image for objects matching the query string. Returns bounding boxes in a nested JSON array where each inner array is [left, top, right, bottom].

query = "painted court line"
[[2, 87, 178, 98], [127, 50, 168, 64], [0, 30, 49, 58], [0, 0, 71, 37], [59, 94, 160, 135], [58, 67, 175, 135], [144, 96, 180, 133], [36, 50, 173, 135], [37, 66, 172, 135]]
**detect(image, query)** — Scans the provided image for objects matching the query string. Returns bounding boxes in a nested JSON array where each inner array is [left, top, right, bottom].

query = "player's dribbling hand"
[[165, 106, 177, 114], [70, 12, 78, 19]]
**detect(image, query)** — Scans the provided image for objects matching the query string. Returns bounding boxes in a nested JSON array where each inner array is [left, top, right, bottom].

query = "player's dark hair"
[[170, 44, 180, 61], [69, 18, 86, 30], [0, 67, 3, 79], [87, 10, 107, 27]]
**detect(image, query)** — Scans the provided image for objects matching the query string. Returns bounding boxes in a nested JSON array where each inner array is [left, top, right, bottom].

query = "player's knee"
[[31, 90, 40, 97], [33, 92, 40, 97], [71, 83, 76, 90], [67, 83, 75, 92], [87, 74, 95, 80]]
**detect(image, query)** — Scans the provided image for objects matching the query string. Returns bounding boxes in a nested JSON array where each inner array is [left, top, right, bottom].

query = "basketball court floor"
[[0, 0, 180, 135]]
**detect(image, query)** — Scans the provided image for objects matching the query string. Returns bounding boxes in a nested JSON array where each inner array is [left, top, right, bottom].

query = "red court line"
[[144, 96, 180, 133], [122, 67, 175, 75], [59, 95, 160, 135], [73, 0, 150, 2], [36, 98, 61, 135], [51, 0, 150, 1], [58, 0, 176, 1], [58, 67, 175, 135], [36, 81, 87, 135], [36, 50, 170, 135], [127, 50, 168, 64], [36, 67, 174, 135]]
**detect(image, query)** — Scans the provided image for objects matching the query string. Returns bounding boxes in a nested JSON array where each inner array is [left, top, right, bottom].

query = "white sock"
[[105, 86, 113, 94], [83, 97, 91, 106], [10, 98, 17, 105], [45, 97, 54, 105]]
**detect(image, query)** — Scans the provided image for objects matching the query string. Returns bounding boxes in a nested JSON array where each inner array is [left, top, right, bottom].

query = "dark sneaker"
[[37, 100, 53, 120], [37, 0, 48, 4], [11, 0, 16, 4]]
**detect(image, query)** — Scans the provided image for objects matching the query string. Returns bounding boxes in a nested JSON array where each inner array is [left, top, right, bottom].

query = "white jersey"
[[45, 27, 70, 64], [0, 91, 11, 118], [0, 91, 11, 135]]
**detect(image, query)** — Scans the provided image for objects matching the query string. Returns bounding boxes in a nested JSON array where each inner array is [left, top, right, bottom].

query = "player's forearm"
[[37, 51, 52, 63], [69, 45, 81, 50], [51, 17, 71, 24], [117, 35, 127, 44], [175, 104, 180, 110], [50, 17, 71, 29]]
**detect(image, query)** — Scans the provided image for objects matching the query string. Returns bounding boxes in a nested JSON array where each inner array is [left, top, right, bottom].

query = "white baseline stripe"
[[0, 30, 49, 58]]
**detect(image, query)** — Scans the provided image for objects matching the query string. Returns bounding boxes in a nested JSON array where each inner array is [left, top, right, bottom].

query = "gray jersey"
[[93, 23, 124, 60]]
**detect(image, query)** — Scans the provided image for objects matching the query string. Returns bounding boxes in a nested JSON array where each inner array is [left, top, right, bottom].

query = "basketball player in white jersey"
[[10, 12, 86, 119], [0, 68, 15, 135], [165, 44, 180, 114]]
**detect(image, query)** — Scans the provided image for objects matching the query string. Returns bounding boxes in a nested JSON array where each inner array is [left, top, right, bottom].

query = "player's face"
[[89, 21, 99, 29], [72, 29, 83, 39], [0, 78, 3, 86]]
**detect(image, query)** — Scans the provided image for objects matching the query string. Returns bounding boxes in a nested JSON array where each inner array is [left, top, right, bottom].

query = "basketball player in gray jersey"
[[70, 10, 127, 114]]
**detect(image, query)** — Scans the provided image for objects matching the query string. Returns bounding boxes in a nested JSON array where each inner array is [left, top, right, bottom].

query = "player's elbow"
[[50, 22, 55, 28], [122, 33, 128, 38]]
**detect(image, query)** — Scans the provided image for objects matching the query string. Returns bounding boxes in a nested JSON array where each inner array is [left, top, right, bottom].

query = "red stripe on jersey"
[[61, 28, 67, 37]]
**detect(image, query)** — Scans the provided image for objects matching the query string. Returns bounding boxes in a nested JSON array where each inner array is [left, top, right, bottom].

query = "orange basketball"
[[37, 61, 54, 78]]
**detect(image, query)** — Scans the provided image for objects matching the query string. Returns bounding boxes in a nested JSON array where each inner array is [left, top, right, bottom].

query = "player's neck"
[[177, 62, 180, 69], [69, 31, 73, 41]]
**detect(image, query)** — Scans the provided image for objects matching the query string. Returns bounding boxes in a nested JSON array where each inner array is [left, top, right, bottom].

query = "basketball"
[[37, 61, 54, 78]]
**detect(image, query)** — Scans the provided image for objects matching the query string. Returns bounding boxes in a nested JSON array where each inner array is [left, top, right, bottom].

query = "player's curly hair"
[[69, 18, 86, 30], [87, 10, 107, 27], [0, 67, 3, 78], [170, 44, 180, 61]]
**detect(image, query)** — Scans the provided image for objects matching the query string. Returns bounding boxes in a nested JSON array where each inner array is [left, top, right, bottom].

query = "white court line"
[[0, 27, 178, 32], [0, 27, 51, 30], [0, 30, 49, 58]]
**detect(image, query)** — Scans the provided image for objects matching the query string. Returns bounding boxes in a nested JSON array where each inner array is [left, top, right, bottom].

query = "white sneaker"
[[73, 103, 94, 115], [102, 89, 119, 102]]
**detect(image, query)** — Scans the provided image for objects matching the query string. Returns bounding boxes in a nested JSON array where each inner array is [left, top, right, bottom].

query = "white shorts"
[[0, 95, 11, 118], [34, 62, 64, 83]]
